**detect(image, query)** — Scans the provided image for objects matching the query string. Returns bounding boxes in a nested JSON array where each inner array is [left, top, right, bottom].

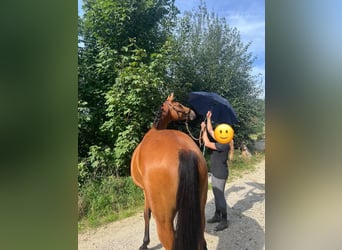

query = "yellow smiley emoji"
[[214, 123, 234, 144]]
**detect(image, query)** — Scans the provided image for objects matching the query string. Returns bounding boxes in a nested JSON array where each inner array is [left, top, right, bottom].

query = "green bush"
[[78, 176, 144, 228], [229, 151, 264, 180]]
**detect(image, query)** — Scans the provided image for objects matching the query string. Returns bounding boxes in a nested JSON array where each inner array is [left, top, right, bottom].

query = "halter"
[[165, 101, 192, 121], [166, 101, 203, 144]]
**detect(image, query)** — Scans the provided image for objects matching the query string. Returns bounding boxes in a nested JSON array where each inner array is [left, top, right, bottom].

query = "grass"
[[78, 176, 144, 232], [78, 152, 264, 232], [228, 151, 264, 181], [206, 151, 264, 188]]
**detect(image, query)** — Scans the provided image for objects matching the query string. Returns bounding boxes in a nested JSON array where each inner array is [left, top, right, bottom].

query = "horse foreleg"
[[139, 203, 151, 250]]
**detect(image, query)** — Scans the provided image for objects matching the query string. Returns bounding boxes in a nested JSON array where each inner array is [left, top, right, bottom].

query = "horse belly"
[[130, 144, 145, 189]]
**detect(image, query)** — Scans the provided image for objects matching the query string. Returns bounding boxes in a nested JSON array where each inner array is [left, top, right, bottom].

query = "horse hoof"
[[139, 246, 148, 250]]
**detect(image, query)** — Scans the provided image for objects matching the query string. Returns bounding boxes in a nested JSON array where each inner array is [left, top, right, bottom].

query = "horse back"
[[131, 129, 206, 188]]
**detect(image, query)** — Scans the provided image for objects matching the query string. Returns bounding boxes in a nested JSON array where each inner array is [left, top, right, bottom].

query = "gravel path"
[[78, 159, 265, 250]]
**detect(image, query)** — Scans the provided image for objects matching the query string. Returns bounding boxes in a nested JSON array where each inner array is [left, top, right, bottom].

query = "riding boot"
[[214, 212, 228, 231], [207, 210, 221, 223]]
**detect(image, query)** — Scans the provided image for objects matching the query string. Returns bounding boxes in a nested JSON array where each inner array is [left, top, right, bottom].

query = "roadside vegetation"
[[78, 176, 144, 231], [78, 151, 264, 232], [229, 151, 264, 180]]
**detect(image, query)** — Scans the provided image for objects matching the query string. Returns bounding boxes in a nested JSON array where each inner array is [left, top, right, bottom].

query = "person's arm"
[[206, 111, 215, 139], [228, 139, 234, 161], [201, 122, 217, 150]]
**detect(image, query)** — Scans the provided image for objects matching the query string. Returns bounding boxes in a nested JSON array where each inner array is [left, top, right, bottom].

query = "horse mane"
[[152, 94, 174, 128], [153, 105, 164, 128]]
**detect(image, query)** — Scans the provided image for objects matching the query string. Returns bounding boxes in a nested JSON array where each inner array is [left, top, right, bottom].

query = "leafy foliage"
[[78, 0, 264, 184], [172, 1, 263, 146], [78, 0, 178, 182], [102, 41, 174, 176]]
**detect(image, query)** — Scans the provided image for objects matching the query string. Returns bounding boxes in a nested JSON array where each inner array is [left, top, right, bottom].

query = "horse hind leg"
[[155, 218, 174, 250], [139, 195, 151, 250]]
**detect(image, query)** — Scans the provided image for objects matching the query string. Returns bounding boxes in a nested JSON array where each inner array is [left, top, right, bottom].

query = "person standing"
[[200, 111, 233, 231]]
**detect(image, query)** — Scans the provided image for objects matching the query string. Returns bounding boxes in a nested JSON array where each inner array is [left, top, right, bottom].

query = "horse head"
[[164, 93, 196, 122]]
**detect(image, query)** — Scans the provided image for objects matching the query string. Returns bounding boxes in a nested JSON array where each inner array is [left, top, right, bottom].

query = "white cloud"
[[225, 12, 265, 97], [226, 13, 265, 59], [175, 0, 198, 12]]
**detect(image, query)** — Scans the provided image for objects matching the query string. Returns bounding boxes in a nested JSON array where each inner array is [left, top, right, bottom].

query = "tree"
[[78, 0, 264, 184], [101, 41, 175, 176], [78, 0, 179, 182], [172, 1, 263, 145]]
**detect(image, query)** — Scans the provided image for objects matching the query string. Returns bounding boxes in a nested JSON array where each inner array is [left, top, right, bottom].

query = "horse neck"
[[153, 104, 173, 130], [154, 114, 171, 130]]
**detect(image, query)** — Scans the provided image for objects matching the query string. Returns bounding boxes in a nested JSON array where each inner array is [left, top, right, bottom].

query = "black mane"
[[153, 106, 164, 128]]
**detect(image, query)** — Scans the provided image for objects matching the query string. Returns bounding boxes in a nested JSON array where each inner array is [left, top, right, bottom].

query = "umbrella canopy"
[[188, 91, 238, 125]]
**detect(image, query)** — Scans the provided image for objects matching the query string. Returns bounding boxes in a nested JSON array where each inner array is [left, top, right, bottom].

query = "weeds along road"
[[78, 159, 265, 250]]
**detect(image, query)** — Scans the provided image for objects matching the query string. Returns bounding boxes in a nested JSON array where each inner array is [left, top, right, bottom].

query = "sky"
[[78, 0, 265, 97], [176, 0, 265, 98]]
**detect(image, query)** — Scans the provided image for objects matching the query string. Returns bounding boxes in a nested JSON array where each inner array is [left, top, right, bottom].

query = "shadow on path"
[[205, 181, 265, 250], [148, 243, 163, 250]]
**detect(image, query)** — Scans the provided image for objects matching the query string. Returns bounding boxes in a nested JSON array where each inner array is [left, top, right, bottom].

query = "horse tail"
[[173, 150, 201, 250]]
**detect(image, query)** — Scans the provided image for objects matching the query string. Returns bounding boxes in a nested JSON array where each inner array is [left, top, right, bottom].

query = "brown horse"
[[131, 93, 208, 250]]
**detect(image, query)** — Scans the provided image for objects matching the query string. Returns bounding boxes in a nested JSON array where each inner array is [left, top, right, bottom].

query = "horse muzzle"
[[188, 109, 196, 121]]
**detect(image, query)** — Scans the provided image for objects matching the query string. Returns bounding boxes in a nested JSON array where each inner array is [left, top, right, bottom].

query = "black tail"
[[173, 150, 201, 250]]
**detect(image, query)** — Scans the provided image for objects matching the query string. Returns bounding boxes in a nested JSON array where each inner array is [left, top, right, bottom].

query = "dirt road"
[[78, 159, 265, 250]]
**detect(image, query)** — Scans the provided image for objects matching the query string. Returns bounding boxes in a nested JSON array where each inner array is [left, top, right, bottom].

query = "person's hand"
[[206, 111, 212, 119], [200, 122, 206, 131]]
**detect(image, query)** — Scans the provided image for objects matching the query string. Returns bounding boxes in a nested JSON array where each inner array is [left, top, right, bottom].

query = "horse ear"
[[167, 93, 174, 102]]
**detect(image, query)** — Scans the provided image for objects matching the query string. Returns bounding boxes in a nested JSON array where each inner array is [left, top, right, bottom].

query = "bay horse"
[[131, 93, 208, 250]]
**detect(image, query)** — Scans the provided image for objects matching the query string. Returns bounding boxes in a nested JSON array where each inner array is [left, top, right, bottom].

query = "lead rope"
[[185, 121, 202, 145], [185, 119, 207, 155]]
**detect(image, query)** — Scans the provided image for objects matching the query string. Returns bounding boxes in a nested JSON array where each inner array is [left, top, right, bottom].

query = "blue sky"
[[78, 0, 265, 97], [176, 0, 265, 97]]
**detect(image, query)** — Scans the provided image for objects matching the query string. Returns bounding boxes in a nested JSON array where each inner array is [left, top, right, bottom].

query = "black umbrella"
[[188, 91, 238, 125]]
